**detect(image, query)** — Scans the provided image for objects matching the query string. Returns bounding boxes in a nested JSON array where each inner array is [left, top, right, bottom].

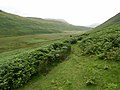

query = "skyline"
[[0, 0, 120, 26]]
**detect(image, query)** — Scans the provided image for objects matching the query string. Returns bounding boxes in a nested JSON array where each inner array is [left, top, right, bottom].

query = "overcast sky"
[[0, 0, 120, 26]]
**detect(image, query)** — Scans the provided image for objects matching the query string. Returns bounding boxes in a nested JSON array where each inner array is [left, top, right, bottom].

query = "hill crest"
[[0, 10, 91, 37], [96, 12, 120, 29]]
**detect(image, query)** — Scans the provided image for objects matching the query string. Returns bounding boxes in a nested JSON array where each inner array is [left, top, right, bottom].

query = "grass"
[[0, 10, 120, 90], [96, 13, 120, 30], [78, 12, 120, 61], [18, 43, 120, 90], [0, 31, 83, 63], [0, 10, 91, 37]]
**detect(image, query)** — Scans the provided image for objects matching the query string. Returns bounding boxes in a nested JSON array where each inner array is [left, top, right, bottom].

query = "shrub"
[[86, 78, 96, 86], [70, 38, 77, 44], [0, 41, 71, 90], [70, 35, 72, 37], [79, 28, 120, 61], [105, 83, 117, 90]]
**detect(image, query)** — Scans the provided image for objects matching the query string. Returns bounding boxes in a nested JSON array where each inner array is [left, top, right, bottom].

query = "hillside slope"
[[79, 12, 120, 61], [0, 10, 90, 37], [96, 12, 120, 30]]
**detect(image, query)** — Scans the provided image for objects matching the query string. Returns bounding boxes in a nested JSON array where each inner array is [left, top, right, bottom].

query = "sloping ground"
[[78, 12, 120, 61], [0, 10, 90, 37], [18, 44, 120, 90], [96, 12, 120, 30]]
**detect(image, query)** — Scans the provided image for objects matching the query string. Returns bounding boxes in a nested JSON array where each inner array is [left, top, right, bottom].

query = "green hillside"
[[96, 12, 120, 30], [17, 13, 120, 90], [0, 10, 90, 37], [79, 12, 120, 61], [0, 11, 120, 90]]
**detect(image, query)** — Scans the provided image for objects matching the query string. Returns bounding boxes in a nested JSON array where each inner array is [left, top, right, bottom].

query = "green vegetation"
[[0, 30, 81, 89], [0, 10, 120, 90], [0, 32, 82, 64], [0, 41, 71, 89], [0, 33, 77, 53], [18, 44, 120, 90], [78, 12, 120, 61], [0, 11, 91, 37], [96, 13, 120, 30], [17, 12, 120, 90]]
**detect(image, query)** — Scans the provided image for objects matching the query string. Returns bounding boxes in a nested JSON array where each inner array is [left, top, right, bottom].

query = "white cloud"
[[0, 0, 120, 26]]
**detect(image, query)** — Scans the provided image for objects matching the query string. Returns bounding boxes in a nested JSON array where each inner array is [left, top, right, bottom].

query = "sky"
[[0, 0, 120, 26]]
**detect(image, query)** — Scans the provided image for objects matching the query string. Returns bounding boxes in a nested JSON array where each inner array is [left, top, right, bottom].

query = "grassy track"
[[18, 43, 120, 90]]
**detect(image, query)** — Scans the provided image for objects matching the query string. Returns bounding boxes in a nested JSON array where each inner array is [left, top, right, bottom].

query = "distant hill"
[[0, 10, 91, 37], [79, 12, 120, 61], [87, 23, 100, 28], [44, 18, 68, 23]]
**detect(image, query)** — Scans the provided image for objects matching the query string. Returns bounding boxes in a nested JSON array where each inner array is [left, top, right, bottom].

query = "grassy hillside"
[[0, 10, 119, 90], [95, 12, 120, 30], [78, 12, 120, 61], [16, 12, 120, 90], [0, 10, 90, 37]]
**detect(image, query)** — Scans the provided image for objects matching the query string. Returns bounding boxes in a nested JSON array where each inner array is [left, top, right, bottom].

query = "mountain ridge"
[[95, 12, 120, 30], [0, 10, 91, 37]]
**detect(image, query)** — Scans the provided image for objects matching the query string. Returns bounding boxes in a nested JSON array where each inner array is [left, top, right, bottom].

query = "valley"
[[0, 10, 120, 90]]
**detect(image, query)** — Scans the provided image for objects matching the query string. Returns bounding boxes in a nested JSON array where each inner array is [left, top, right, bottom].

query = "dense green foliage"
[[0, 11, 90, 37], [0, 41, 71, 90], [18, 44, 120, 90], [79, 13, 120, 61]]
